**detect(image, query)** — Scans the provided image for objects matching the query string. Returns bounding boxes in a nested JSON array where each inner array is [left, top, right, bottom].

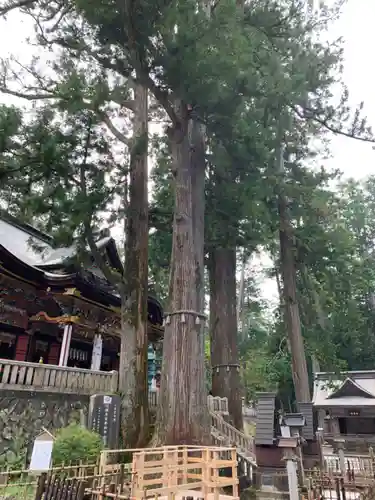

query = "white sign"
[[29, 440, 53, 472], [103, 396, 112, 405]]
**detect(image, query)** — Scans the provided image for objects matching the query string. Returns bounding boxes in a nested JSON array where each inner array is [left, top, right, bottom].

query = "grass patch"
[[0, 483, 36, 499]]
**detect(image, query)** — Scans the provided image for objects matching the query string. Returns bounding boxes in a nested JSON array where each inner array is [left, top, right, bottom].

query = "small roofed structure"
[[313, 370, 375, 447]]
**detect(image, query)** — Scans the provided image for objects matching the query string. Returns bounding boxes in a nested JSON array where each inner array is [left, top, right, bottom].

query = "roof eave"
[[0, 244, 44, 284]]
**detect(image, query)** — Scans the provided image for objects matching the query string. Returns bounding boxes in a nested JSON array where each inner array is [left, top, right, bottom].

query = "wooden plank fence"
[[35, 473, 86, 500]]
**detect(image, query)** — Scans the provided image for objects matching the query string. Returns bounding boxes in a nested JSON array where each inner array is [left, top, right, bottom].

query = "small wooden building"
[[313, 370, 375, 446]]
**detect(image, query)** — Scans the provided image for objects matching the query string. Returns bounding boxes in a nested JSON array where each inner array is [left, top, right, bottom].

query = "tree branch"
[[145, 76, 178, 127], [0, 86, 55, 100], [101, 113, 131, 147], [78, 118, 122, 288], [120, 99, 135, 112], [0, 84, 134, 147], [293, 105, 375, 144], [0, 0, 36, 16]]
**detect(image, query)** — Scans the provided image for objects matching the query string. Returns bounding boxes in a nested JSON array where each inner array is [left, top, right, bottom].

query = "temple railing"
[[148, 391, 229, 414], [0, 359, 118, 395], [0, 358, 232, 413], [324, 433, 375, 442], [208, 395, 229, 414], [210, 410, 255, 461]]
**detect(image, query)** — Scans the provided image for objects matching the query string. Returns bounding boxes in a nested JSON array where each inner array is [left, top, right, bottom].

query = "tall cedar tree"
[[0, 78, 151, 445], [1, 0, 374, 436]]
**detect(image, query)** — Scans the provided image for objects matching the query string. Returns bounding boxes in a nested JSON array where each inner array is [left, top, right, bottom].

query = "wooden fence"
[[324, 452, 375, 477], [0, 464, 97, 500], [306, 473, 375, 500], [36, 473, 86, 500], [95, 445, 239, 499], [0, 359, 118, 394]]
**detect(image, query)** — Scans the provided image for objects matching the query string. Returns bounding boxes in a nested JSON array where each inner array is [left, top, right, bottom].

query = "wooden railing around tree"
[[210, 410, 256, 465], [0, 359, 118, 395], [148, 391, 229, 414], [208, 395, 229, 414]]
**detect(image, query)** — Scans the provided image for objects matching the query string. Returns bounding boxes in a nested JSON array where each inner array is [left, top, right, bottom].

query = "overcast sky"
[[0, 1, 373, 177], [0, 0, 373, 305]]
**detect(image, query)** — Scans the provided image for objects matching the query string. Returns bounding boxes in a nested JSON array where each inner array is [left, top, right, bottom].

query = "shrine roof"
[[0, 214, 164, 328], [0, 213, 123, 274], [0, 215, 54, 266], [38, 236, 122, 273], [313, 370, 375, 407]]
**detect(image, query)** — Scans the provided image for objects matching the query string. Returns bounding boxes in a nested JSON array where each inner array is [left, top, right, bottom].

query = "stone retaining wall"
[[0, 390, 89, 468]]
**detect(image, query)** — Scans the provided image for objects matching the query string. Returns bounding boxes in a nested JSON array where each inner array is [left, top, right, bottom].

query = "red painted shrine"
[[0, 213, 163, 380]]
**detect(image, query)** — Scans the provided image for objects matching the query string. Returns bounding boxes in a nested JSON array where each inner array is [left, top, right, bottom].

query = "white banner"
[[91, 334, 103, 371]]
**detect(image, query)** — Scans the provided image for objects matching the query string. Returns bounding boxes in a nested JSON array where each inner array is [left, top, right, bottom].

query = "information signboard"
[[88, 394, 120, 449], [29, 431, 54, 472]]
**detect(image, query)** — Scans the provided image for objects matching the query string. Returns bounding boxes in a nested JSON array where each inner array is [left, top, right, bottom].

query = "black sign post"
[[88, 394, 121, 449]]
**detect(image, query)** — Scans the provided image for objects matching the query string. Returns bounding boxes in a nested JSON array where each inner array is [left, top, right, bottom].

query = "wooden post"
[[77, 480, 87, 500], [131, 453, 138, 498], [182, 447, 188, 485], [334, 439, 346, 477], [162, 448, 168, 489], [171, 449, 178, 489], [99, 482, 106, 500], [167, 450, 174, 500], [316, 428, 325, 471], [231, 448, 238, 499], [202, 448, 210, 499], [213, 449, 219, 500], [99, 451, 108, 475], [138, 451, 146, 499], [35, 473, 47, 500]]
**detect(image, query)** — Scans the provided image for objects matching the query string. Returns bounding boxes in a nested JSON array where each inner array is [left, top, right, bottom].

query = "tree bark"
[[278, 195, 310, 403], [300, 265, 323, 374], [120, 82, 149, 446], [237, 251, 247, 341], [190, 117, 206, 401], [209, 246, 243, 430], [155, 101, 210, 444]]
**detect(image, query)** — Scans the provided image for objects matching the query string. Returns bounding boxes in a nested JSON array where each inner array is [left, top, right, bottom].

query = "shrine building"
[[313, 370, 375, 447], [0, 212, 163, 397]]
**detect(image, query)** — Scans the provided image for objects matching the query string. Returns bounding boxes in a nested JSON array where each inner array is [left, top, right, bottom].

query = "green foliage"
[[52, 424, 103, 466], [297, 176, 375, 371], [238, 294, 294, 406], [0, 103, 121, 248]]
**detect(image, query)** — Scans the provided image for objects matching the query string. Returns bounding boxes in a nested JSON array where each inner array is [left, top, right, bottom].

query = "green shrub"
[[52, 424, 103, 465]]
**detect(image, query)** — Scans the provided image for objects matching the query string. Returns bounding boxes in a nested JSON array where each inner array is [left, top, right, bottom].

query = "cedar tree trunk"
[[155, 102, 210, 444], [190, 118, 206, 396], [278, 195, 310, 403], [209, 246, 243, 430], [119, 82, 149, 446]]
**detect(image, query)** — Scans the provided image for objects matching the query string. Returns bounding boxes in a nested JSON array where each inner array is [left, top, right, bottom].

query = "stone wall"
[[0, 390, 89, 468]]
